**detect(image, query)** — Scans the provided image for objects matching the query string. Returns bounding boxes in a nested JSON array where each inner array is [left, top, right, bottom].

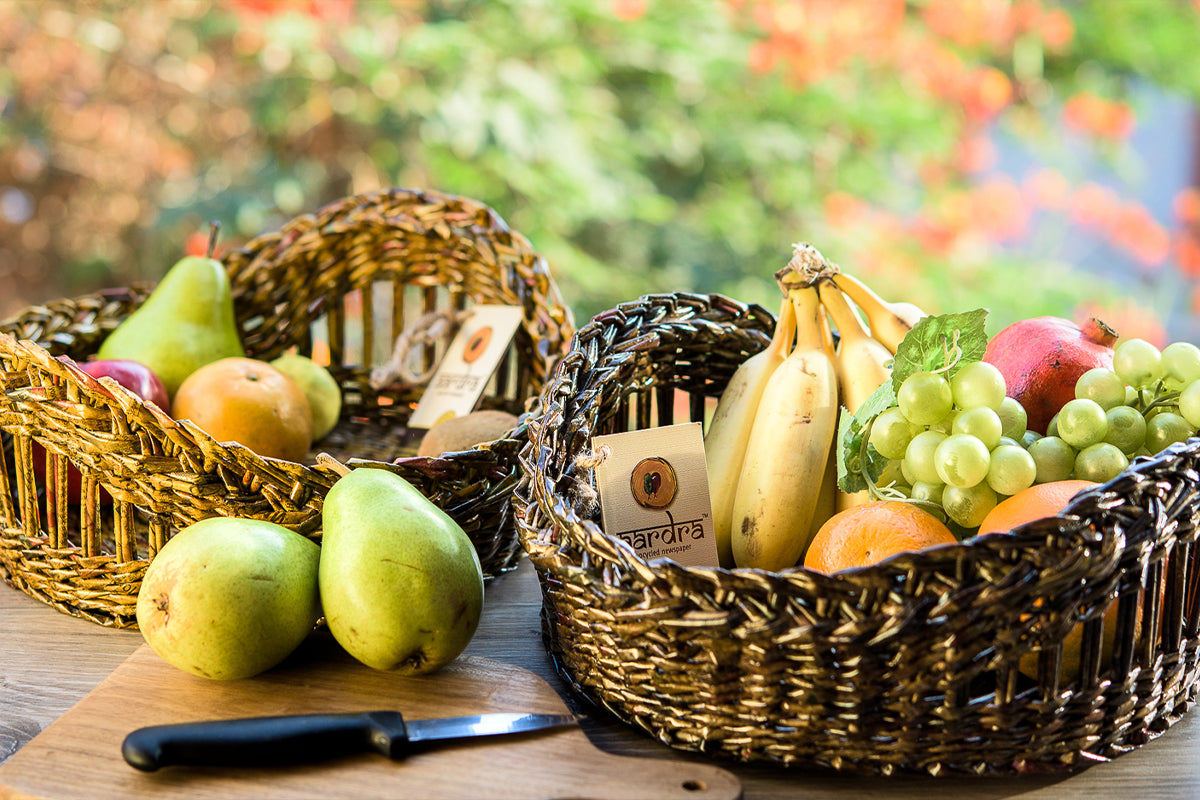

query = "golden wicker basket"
[[514, 291, 1200, 776], [0, 186, 575, 628]]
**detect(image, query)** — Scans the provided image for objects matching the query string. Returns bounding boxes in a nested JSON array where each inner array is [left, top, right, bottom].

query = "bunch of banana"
[[728, 277, 839, 572], [828, 270, 927, 355], [816, 277, 897, 511], [704, 244, 928, 571], [705, 292, 797, 567]]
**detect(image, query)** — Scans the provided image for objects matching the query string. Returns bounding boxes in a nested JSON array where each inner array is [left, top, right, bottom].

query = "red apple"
[[31, 358, 169, 507], [74, 358, 170, 412]]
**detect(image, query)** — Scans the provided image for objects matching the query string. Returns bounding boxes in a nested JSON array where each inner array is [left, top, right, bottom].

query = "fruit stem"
[[930, 329, 963, 375], [1082, 316, 1120, 347], [854, 416, 947, 520], [853, 417, 906, 503], [1141, 382, 1180, 416], [207, 220, 221, 259], [856, 417, 892, 501], [775, 241, 838, 289]]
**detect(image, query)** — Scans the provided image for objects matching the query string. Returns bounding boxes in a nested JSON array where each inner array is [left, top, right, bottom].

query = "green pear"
[[318, 467, 484, 675], [98, 253, 245, 398], [136, 517, 322, 680]]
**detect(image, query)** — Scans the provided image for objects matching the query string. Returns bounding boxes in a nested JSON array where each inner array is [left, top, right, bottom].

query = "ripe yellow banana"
[[830, 270, 927, 354], [817, 278, 895, 510], [731, 282, 839, 571], [814, 441, 839, 534], [814, 292, 848, 520], [705, 294, 796, 568], [817, 278, 894, 415]]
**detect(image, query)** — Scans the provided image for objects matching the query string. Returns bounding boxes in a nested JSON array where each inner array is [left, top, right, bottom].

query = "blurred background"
[[2, 0, 1200, 343]]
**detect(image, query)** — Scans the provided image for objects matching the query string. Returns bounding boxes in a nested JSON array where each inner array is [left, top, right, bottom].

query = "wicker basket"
[[0, 186, 575, 628], [514, 291, 1200, 776]]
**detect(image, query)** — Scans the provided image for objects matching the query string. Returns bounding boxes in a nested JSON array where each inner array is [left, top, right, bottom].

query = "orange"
[[803, 500, 958, 574], [173, 357, 313, 462], [973, 479, 1119, 682], [976, 479, 1099, 535]]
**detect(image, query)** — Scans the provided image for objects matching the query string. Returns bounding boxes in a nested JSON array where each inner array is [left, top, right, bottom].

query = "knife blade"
[[122, 710, 578, 771]]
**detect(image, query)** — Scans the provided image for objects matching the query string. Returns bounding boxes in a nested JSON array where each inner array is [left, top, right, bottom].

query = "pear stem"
[[206, 221, 221, 259]]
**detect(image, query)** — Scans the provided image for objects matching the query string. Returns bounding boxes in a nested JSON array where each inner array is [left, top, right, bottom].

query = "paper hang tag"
[[409, 305, 526, 430], [591, 422, 720, 568]]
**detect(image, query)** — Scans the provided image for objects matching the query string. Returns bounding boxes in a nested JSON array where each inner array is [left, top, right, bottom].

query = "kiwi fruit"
[[417, 409, 520, 457]]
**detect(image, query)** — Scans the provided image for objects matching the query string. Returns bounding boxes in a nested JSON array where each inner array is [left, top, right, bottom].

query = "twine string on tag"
[[567, 444, 609, 518], [573, 444, 610, 470], [369, 308, 472, 390]]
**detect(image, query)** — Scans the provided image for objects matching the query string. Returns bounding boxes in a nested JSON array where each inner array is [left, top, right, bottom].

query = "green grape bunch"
[[838, 314, 1200, 536]]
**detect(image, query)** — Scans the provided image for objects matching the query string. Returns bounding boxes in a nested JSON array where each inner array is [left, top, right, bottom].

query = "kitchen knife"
[[122, 710, 578, 771]]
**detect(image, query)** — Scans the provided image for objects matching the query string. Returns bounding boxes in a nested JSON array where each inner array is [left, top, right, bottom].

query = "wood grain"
[[3, 559, 1200, 798], [0, 643, 740, 800]]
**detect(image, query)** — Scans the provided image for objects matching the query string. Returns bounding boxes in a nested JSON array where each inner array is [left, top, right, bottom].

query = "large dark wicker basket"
[[514, 291, 1200, 776], [0, 186, 574, 628]]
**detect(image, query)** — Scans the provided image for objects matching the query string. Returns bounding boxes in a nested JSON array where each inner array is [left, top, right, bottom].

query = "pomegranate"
[[983, 315, 1119, 434]]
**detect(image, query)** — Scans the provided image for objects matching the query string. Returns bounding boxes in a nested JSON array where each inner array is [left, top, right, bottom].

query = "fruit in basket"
[[731, 276, 839, 572], [705, 246, 932, 570], [817, 279, 894, 416], [803, 500, 957, 573], [318, 467, 484, 675], [835, 300, 1200, 534], [33, 357, 171, 506], [417, 409, 521, 457], [74, 358, 171, 412], [976, 479, 1098, 536], [172, 357, 313, 462], [135, 517, 322, 680], [817, 277, 895, 510], [982, 316, 1118, 435], [704, 293, 796, 568], [828, 270, 927, 354], [835, 304, 1027, 528], [269, 353, 342, 441], [973, 479, 1116, 681], [97, 246, 245, 399]]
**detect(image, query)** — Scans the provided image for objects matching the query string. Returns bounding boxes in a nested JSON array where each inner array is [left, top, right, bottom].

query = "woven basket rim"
[[2, 186, 575, 480], [518, 289, 1140, 587]]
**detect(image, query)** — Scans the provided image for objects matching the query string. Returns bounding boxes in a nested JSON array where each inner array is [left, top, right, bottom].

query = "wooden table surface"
[[4, 557, 1200, 799]]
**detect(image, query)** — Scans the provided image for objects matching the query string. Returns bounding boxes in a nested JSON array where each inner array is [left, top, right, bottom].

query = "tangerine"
[[173, 357, 313, 462], [803, 500, 958, 574], [976, 479, 1098, 535], [973, 478, 1119, 682]]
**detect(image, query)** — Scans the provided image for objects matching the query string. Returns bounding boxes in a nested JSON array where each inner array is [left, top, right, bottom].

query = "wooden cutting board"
[[0, 637, 741, 800]]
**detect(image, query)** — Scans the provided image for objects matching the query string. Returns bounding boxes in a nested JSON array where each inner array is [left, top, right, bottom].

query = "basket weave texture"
[[1, 186, 574, 628], [514, 291, 1200, 776]]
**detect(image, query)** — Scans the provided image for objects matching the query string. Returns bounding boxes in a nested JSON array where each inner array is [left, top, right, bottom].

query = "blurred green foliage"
[[1, 0, 1199, 339]]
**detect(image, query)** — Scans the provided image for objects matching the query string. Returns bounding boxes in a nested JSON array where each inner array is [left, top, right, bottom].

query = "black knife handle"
[[122, 710, 408, 771]]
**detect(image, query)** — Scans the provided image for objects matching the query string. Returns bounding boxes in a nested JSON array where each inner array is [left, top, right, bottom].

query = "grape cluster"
[[863, 338, 1200, 529]]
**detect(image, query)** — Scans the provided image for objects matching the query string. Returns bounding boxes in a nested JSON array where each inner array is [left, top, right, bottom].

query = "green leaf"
[[836, 405, 866, 494], [837, 310, 988, 496], [836, 380, 897, 494], [890, 309, 990, 388]]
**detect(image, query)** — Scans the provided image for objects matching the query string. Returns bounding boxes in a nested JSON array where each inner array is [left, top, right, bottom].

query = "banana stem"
[[775, 242, 839, 289]]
